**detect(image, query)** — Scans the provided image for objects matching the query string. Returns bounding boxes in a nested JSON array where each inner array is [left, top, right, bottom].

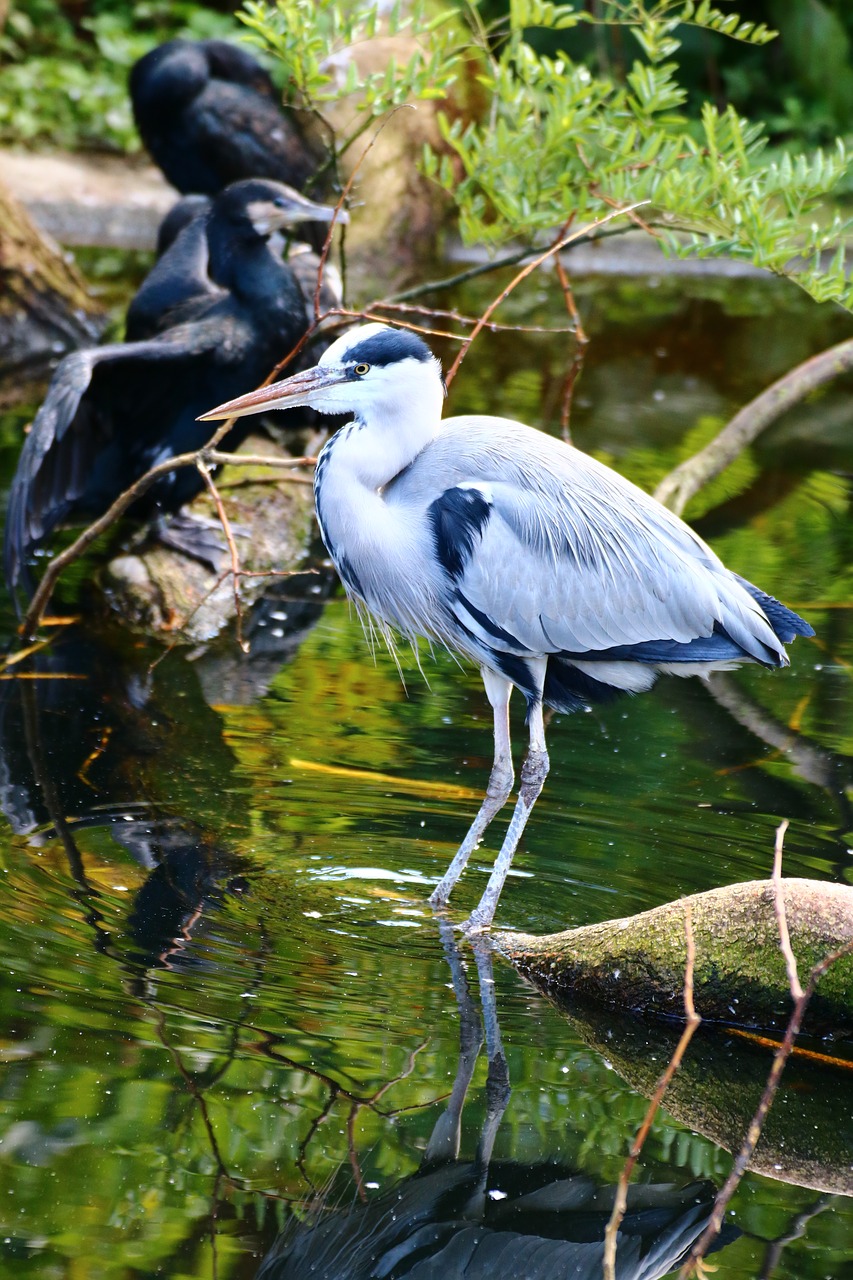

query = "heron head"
[[198, 322, 445, 423]]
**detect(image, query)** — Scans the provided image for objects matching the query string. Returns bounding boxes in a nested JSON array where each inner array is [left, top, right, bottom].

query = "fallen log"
[[493, 878, 853, 1036], [0, 176, 104, 376]]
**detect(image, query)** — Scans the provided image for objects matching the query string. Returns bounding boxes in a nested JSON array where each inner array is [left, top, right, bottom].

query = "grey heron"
[[200, 322, 814, 930]]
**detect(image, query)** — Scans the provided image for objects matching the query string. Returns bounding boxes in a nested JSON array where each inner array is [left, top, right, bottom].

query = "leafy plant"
[[238, 0, 465, 157], [0, 1, 240, 151], [236, 0, 853, 310]]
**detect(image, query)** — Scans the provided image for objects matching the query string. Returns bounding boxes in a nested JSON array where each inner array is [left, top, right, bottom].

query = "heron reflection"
[[257, 925, 732, 1279]]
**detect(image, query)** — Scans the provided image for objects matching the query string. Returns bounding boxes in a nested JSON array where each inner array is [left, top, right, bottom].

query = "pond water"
[[0, 269, 852, 1278]]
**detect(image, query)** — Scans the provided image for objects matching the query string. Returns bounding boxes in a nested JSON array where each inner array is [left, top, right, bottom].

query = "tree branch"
[[654, 337, 853, 515]]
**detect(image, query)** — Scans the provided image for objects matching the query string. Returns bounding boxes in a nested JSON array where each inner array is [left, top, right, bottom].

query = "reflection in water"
[[0, 619, 265, 974], [258, 927, 730, 1279], [706, 672, 853, 849]]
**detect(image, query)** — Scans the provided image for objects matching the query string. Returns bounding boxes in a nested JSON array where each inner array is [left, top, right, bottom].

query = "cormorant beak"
[[198, 365, 348, 420], [247, 194, 349, 236]]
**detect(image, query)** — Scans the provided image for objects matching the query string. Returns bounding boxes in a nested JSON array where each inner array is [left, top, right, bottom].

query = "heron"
[[4, 180, 344, 600], [130, 39, 322, 198], [200, 323, 814, 930]]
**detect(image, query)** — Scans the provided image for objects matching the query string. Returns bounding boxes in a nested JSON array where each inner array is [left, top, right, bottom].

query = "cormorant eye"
[[353, 363, 370, 376]]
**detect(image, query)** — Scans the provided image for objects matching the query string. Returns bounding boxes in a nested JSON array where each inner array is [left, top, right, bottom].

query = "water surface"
[[0, 271, 851, 1278]]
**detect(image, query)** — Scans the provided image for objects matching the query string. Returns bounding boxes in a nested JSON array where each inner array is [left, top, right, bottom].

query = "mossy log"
[[0, 176, 104, 375], [102, 435, 317, 644], [493, 879, 853, 1036]]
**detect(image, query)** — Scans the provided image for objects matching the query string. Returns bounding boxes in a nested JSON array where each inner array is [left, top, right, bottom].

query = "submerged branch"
[[654, 337, 853, 515]]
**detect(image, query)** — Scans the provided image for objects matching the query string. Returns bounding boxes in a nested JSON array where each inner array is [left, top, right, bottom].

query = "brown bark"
[[0, 177, 104, 375]]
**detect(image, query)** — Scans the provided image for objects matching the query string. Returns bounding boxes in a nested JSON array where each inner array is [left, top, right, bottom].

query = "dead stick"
[[603, 903, 700, 1280], [772, 819, 803, 1000], [443, 202, 648, 387], [196, 460, 248, 654], [655, 337, 853, 515], [680, 939, 853, 1275]]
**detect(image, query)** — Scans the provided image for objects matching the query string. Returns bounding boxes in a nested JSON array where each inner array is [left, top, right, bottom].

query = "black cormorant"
[[4, 179, 334, 601], [130, 38, 323, 196], [126, 179, 344, 341]]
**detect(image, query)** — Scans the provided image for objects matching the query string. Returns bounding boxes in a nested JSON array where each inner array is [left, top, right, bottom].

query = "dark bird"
[[125, 180, 344, 341], [4, 179, 343, 601], [257, 928, 734, 1279], [201, 323, 815, 930], [130, 38, 322, 196]]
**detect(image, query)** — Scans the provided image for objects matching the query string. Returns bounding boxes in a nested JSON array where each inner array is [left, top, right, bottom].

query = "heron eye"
[[353, 363, 370, 376]]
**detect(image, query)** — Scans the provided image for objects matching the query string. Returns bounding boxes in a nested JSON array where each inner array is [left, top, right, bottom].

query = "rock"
[[0, 148, 174, 250], [102, 433, 318, 644]]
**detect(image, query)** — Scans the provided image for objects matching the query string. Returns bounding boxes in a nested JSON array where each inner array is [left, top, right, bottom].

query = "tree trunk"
[[0, 177, 105, 378], [493, 878, 853, 1036]]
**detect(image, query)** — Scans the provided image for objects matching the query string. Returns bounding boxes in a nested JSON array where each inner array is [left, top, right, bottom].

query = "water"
[[0, 271, 852, 1278]]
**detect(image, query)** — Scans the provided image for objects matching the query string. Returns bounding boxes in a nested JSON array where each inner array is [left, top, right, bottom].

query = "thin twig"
[[679, 940, 853, 1276], [603, 903, 700, 1280], [553, 252, 589, 444], [443, 202, 648, 387], [772, 819, 803, 1000], [383, 222, 661, 306], [369, 299, 575, 335], [196, 460, 248, 654], [208, 451, 316, 468], [309, 108, 407, 323]]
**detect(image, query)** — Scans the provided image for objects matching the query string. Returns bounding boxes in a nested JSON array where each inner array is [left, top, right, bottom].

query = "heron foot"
[[459, 909, 493, 936]]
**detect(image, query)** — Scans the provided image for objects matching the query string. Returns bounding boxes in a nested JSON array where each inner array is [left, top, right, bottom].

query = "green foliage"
[[238, 0, 464, 155], [420, 1, 853, 311], [233, 0, 853, 308], [0, 1, 240, 151]]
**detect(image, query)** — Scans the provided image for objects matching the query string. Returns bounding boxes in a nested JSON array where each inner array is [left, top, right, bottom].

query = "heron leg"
[[428, 669, 514, 909], [464, 698, 549, 932]]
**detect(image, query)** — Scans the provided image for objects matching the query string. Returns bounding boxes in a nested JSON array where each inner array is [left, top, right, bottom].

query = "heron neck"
[[325, 390, 443, 493]]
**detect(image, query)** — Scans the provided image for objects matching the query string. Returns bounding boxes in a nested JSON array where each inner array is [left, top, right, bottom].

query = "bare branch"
[[603, 903, 701, 1280], [772, 820, 804, 1001], [553, 252, 589, 444], [195, 460, 248, 653], [443, 203, 647, 387], [655, 337, 853, 515]]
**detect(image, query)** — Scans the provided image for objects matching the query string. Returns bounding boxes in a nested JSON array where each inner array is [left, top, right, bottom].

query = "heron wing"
[[409, 417, 789, 668]]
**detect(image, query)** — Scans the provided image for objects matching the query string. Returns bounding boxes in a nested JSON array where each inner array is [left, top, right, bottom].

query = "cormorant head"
[[209, 178, 346, 242], [205, 178, 347, 290]]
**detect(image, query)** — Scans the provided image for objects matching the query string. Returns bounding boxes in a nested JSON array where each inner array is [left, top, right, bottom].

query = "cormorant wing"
[[125, 214, 221, 340], [3, 333, 216, 597]]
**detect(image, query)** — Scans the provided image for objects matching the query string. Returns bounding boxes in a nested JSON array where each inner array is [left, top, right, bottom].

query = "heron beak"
[[198, 365, 348, 420]]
